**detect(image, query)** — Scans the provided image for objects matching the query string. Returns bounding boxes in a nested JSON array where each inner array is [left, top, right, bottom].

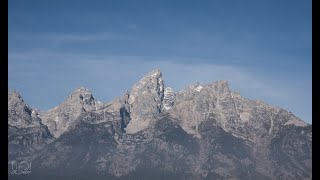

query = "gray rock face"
[[41, 87, 100, 138], [231, 91, 307, 138], [125, 69, 165, 134], [8, 91, 41, 128], [169, 81, 246, 138], [8, 69, 312, 180], [8, 91, 53, 160], [163, 87, 175, 111], [269, 125, 312, 179]]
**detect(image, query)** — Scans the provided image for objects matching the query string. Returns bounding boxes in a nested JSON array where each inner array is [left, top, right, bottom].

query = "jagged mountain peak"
[[135, 69, 164, 90], [186, 82, 203, 92], [70, 86, 92, 95], [41, 87, 98, 138], [8, 69, 312, 179], [8, 90, 26, 110], [77, 86, 91, 91], [215, 79, 229, 85], [8, 90, 23, 99], [145, 68, 162, 77], [8, 91, 43, 128], [207, 80, 230, 92], [8, 91, 54, 160], [128, 69, 165, 103], [125, 69, 165, 134], [8, 90, 27, 111], [134, 69, 163, 87], [68, 86, 94, 102], [180, 80, 230, 94]]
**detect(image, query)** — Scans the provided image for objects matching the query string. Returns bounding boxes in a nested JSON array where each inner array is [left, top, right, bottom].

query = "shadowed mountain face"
[[8, 69, 312, 180], [8, 91, 54, 161]]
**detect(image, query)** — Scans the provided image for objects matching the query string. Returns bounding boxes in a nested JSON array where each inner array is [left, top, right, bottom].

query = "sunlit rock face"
[[41, 87, 99, 138], [8, 69, 312, 180], [169, 80, 246, 138], [163, 87, 175, 111], [8, 91, 54, 160], [8, 91, 42, 128], [125, 69, 165, 134]]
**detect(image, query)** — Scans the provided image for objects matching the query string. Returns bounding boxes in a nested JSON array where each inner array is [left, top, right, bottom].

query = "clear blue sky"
[[9, 0, 312, 123]]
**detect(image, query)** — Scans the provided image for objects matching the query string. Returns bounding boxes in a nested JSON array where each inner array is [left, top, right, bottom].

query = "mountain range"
[[8, 69, 312, 180]]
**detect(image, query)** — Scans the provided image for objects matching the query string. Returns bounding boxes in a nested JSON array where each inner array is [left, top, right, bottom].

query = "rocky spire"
[[163, 87, 175, 111], [123, 90, 130, 104], [170, 80, 244, 137], [41, 87, 98, 138], [67, 87, 95, 109], [8, 91, 41, 127], [125, 69, 165, 134]]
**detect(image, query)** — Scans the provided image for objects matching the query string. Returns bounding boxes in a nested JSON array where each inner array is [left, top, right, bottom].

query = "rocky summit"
[[8, 69, 312, 180]]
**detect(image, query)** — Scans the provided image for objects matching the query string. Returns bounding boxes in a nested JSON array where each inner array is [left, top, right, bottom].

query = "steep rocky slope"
[[8, 91, 53, 160], [8, 69, 312, 180]]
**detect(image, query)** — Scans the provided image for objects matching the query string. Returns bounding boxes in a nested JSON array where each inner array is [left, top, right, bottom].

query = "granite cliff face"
[[8, 69, 311, 180], [8, 91, 53, 160], [40, 87, 102, 138], [125, 69, 165, 134]]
